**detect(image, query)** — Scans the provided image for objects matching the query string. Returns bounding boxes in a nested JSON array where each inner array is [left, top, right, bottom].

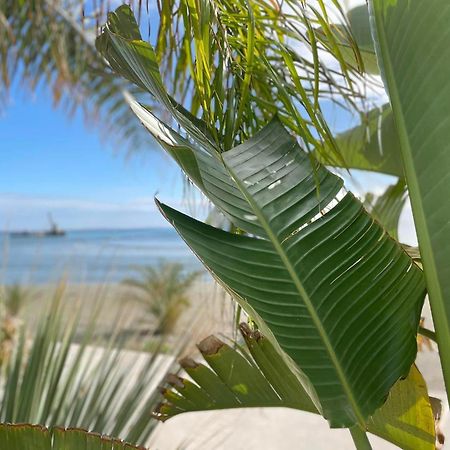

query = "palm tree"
[[2, 283, 27, 317], [0, 0, 151, 152], [122, 262, 202, 336], [0, 0, 369, 156]]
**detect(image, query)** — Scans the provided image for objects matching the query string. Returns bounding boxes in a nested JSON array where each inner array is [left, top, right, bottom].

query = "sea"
[[0, 228, 201, 285]]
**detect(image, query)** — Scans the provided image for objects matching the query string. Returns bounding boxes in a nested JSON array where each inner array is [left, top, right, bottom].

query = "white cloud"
[[0, 193, 162, 231], [0, 190, 212, 231]]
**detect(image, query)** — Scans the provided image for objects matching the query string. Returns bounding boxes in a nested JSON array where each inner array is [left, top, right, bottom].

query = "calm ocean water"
[[0, 228, 201, 285]]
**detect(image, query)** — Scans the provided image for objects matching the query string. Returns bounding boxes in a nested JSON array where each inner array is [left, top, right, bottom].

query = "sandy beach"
[[6, 281, 449, 449], [146, 300, 450, 449], [16, 280, 236, 352]]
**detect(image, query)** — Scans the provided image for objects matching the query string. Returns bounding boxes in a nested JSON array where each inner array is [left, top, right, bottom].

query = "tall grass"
[[0, 282, 182, 446]]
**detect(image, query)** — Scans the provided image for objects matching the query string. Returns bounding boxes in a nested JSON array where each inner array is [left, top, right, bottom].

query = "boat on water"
[[10, 213, 65, 238]]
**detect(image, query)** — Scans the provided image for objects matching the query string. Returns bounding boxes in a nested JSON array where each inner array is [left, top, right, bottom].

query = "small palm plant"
[[3, 284, 27, 317], [122, 262, 202, 336]]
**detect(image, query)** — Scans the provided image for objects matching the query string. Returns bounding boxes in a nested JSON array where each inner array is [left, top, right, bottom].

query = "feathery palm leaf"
[[97, 2, 370, 157], [122, 262, 202, 335], [0, 0, 150, 151], [155, 0, 390, 167]]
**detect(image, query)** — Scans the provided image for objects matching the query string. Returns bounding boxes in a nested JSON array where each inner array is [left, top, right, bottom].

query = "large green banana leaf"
[[157, 325, 436, 450], [368, 0, 450, 397], [156, 118, 426, 428], [0, 424, 147, 450], [125, 96, 273, 237]]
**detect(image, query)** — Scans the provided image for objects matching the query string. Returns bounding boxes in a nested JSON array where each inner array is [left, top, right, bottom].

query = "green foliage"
[[5, 0, 443, 447], [324, 3, 379, 75], [156, 324, 322, 419], [153, 0, 364, 152], [1, 0, 392, 175], [2, 284, 27, 317], [122, 262, 202, 335], [155, 120, 425, 428], [316, 5, 406, 180], [367, 364, 436, 450], [0, 284, 27, 365], [364, 178, 407, 240], [316, 104, 404, 177], [97, 6, 431, 446], [95, 0, 372, 164]]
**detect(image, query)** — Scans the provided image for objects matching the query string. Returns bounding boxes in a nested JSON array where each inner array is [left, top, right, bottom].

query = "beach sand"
[[16, 279, 236, 352], [9, 282, 450, 449]]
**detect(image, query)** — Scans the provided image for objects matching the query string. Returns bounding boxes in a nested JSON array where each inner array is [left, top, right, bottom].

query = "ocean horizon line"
[[0, 224, 174, 234]]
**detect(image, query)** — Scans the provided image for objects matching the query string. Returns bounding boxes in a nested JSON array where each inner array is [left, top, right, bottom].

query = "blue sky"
[[0, 83, 357, 232], [0, 82, 187, 231], [0, 83, 417, 243]]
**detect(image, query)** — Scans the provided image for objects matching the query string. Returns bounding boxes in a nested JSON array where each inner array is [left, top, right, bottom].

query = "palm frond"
[[2, 0, 384, 167], [154, 0, 370, 154]]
